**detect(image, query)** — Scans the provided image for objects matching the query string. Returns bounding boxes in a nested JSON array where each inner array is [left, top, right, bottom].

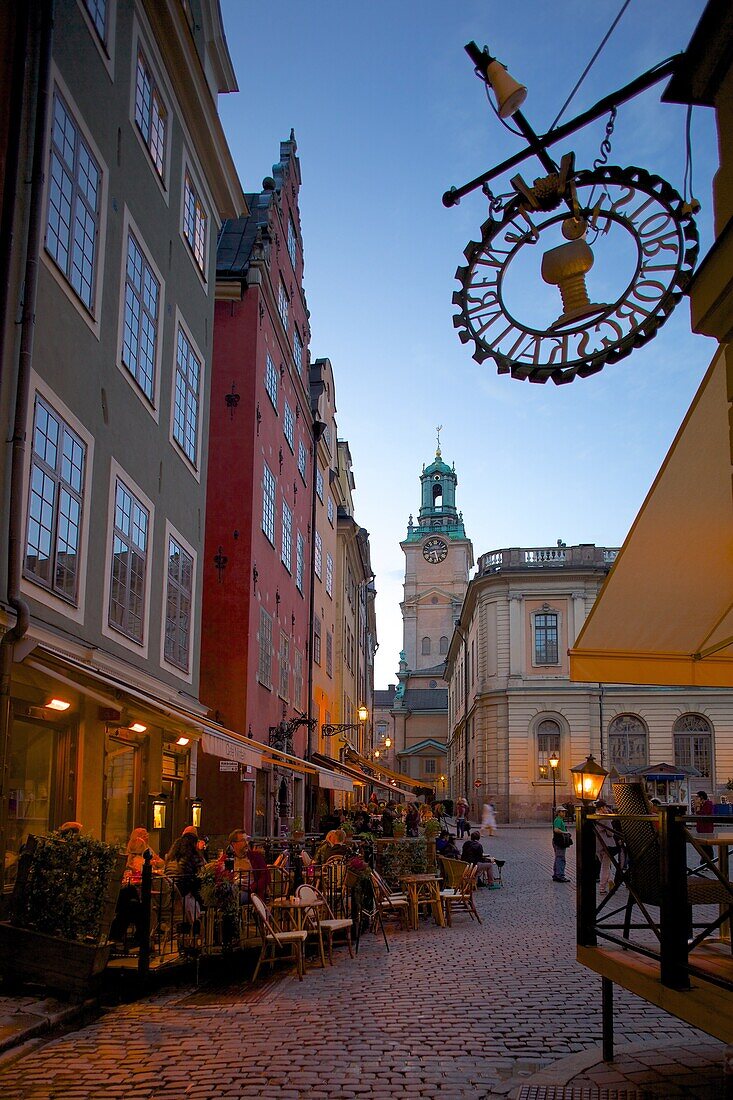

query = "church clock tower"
[[400, 433, 473, 681]]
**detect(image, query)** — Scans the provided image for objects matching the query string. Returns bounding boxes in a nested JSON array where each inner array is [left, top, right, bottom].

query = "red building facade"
[[201, 135, 315, 837]]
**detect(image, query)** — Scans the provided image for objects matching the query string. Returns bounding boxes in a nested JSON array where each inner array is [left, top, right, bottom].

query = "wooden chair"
[[439, 856, 468, 890], [612, 781, 733, 950], [296, 884, 353, 964], [440, 864, 482, 926], [370, 871, 410, 928], [251, 895, 307, 982]]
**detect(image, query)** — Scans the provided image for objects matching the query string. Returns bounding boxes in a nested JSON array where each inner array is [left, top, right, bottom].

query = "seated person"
[[314, 828, 350, 865], [461, 831, 497, 888], [436, 829, 460, 860], [110, 827, 165, 943], [216, 830, 269, 902]]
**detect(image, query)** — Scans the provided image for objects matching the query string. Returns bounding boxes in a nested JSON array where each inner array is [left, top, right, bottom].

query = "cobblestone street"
[[0, 829, 722, 1098]]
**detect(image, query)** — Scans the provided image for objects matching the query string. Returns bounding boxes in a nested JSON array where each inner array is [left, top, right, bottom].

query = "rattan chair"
[[370, 871, 410, 928], [439, 856, 468, 890], [440, 863, 481, 925], [251, 894, 308, 982], [296, 884, 353, 964]]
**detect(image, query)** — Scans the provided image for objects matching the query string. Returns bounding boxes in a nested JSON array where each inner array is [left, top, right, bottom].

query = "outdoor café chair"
[[440, 864, 482, 926], [370, 871, 410, 928], [439, 856, 467, 890], [296, 884, 353, 964], [612, 781, 733, 951], [251, 894, 308, 982]]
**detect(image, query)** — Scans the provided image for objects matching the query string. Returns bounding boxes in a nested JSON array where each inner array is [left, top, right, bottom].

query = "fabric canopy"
[[570, 349, 733, 688]]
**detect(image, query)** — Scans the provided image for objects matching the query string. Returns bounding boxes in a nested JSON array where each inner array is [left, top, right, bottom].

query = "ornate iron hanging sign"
[[446, 43, 700, 384], [453, 160, 699, 384]]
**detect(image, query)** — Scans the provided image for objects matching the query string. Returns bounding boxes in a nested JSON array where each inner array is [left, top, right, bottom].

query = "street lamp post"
[[549, 750, 559, 822]]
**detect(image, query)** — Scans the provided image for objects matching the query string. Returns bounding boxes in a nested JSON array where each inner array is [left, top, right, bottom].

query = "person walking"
[[455, 797, 469, 839], [480, 800, 497, 837], [552, 810, 571, 883]]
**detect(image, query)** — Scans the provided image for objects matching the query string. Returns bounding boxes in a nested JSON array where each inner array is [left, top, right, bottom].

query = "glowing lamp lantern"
[[357, 705, 368, 723], [570, 754, 608, 803], [45, 697, 71, 711], [384, 736, 392, 749], [149, 794, 168, 831], [190, 797, 203, 830]]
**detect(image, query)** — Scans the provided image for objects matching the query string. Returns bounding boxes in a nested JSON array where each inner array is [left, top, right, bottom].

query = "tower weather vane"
[[436, 424, 443, 452], [445, 41, 699, 384]]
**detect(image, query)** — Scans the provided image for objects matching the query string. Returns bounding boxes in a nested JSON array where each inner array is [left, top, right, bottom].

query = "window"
[[164, 535, 193, 671], [279, 632, 290, 700], [421, 636, 431, 656], [283, 401, 294, 450], [298, 440, 307, 482], [327, 496, 334, 525], [537, 719, 561, 779], [287, 215, 297, 267], [534, 611, 559, 665], [46, 90, 101, 311], [424, 759, 436, 775], [323, 425, 331, 449], [173, 326, 201, 465], [293, 650, 303, 711], [281, 501, 292, 571], [122, 230, 159, 401], [134, 48, 167, 179], [674, 714, 713, 780], [109, 478, 148, 642], [293, 327, 303, 374], [183, 170, 207, 274], [25, 395, 86, 603], [325, 552, 333, 597], [608, 714, 648, 769], [295, 531, 304, 592], [313, 615, 321, 665], [265, 354, 278, 410], [326, 630, 333, 677], [278, 280, 289, 329], [439, 636, 449, 655], [84, 0, 108, 42], [314, 531, 322, 580], [257, 607, 273, 688], [262, 463, 276, 544], [316, 467, 324, 501]]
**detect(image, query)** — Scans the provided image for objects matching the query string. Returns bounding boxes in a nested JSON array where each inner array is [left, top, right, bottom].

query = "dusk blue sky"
[[218, 1, 719, 688]]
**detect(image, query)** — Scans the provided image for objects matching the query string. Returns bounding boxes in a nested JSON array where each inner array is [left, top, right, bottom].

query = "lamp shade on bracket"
[[485, 59, 527, 119]]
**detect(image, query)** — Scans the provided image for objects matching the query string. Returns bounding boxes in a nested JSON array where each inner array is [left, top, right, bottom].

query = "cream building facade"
[[447, 544, 733, 823]]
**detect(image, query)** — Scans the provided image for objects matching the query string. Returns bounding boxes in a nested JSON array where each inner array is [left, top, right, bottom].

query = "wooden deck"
[[578, 942, 733, 1044]]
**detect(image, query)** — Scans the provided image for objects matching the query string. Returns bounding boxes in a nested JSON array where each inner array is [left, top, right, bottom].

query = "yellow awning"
[[345, 748, 426, 792], [569, 348, 733, 688]]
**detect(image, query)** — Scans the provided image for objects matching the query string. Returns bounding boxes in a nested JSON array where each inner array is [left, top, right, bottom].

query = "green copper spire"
[[404, 434, 466, 542]]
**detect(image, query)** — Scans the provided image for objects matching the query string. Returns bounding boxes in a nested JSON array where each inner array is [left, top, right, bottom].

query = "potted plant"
[[423, 816, 441, 840], [291, 816, 305, 840], [0, 832, 122, 994]]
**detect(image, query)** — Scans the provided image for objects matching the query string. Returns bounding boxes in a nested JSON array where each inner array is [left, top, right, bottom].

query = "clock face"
[[423, 537, 448, 564], [453, 164, 698, 385]]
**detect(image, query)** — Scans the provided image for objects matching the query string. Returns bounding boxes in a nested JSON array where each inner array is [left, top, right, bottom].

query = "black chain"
[[593, 107, 617, 170], [482, 182, 504, 214]]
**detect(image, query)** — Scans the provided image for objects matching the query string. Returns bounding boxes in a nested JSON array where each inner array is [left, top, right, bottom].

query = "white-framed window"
[[134, 46, 167, 180], [424, 759, 436, 775], [297, 440, 307, 483], [323, 425, 331, 450], [172, 322, 201, 469], [287, 214, 297, 267], [325, 552, 333, 597], [674, 714, 713, 781], [316, 467, 324, 501], [121, 225, 160, 402], [294, 650, 303, 710], [608, 714, 649, 770], [295, 531, 304, 592], [537, 718, 561, 779], [533, 610, 559, 665], [109, 476, 149, 644], [326, 630, 333, 678], [183, 168, 207, 275], [164, 532, 193, 674], [45, 87, 102, 313], [327, 496, 334, 525], [257, 607, 273, 689], [279, 631, 290, 700], [281, 501, 292, 571], [262, 463, 276, 544], [293, 327, 303, 374], [265, 354, 278, 411], [278, 280, 289, 330], [313, 615, 321, 666], [314, 531, 322, 580], [24, 394, 86, 605], [283, 401, 294, 450], [82, 0, 107, 43], [79, 0, 117, 75]]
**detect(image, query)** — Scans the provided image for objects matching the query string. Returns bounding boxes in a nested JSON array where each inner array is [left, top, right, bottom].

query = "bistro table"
[[271, 896, 325, 968], [706, 832, 733, 942], [399, 873, 445, 931]]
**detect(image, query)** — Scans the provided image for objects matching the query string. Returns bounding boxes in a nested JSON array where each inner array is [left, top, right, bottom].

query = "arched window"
[[674, 714, 713, 779], [608, 714, 648, 769], [421, 636, 431, 656], [439, 636, 449, 654], [537, 718, 561, 779]]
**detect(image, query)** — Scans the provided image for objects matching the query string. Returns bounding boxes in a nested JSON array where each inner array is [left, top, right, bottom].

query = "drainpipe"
[[0, 0, 54, 889], [454, 624, 469, 802], [305, 417, 324, 828]]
